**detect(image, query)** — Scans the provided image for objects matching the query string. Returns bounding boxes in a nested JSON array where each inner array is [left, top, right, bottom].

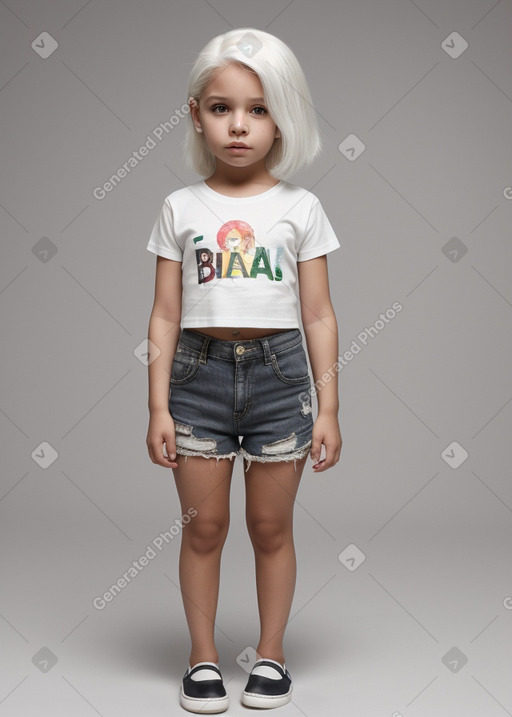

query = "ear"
[[188, 97, 203, 133]]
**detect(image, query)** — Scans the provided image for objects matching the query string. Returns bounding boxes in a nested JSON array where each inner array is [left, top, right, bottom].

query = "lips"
[[226, 143, 249, 148]]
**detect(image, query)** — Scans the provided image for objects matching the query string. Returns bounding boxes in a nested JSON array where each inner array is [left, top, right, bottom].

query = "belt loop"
[[258, 337, 273, 365], [198, 336, 211, 364]]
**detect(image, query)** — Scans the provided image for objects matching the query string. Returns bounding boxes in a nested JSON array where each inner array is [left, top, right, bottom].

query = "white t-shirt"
[[146, 179, 341, 329]]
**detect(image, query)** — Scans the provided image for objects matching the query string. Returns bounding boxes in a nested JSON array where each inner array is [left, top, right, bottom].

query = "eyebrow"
[[204, 95, 266, 103]]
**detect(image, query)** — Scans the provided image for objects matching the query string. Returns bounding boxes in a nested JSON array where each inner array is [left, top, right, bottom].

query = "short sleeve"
[[296, 199, 341, 262], [146, 198, 183, 261]]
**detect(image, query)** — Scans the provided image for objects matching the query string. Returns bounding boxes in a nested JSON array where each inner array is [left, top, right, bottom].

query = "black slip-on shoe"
[[241, 658, 292, 709], [180, 661, 229, 713]]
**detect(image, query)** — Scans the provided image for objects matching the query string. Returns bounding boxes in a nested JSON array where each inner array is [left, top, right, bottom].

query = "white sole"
[[241, 688, 292, 709], [180, 689, 229, 713]]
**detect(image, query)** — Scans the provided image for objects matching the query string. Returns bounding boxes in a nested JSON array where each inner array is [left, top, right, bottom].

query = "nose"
[[230, 112, 248, 135]]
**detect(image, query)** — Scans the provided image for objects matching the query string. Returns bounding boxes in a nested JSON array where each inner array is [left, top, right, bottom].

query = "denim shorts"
[[168, 328, 314, 472]]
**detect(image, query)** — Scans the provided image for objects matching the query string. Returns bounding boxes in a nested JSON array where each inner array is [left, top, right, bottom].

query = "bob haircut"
[[182, 28, 322, 181]]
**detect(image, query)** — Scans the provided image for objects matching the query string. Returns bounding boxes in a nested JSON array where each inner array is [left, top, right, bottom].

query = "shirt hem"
[[297, 241, 341, 262], [146, 243, 182, 261], [181, 318, 300, 329]]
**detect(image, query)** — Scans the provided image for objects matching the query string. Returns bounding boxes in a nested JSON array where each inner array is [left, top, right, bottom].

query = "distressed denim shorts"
[[168, 328, 314, 472]]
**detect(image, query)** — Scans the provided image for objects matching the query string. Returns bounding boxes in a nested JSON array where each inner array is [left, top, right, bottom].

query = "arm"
[[298, 255, 342, 472], [146, 255, 182, 467]]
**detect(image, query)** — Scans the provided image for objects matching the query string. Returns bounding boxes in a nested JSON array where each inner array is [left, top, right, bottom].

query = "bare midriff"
[[188, 327, 294, 341]]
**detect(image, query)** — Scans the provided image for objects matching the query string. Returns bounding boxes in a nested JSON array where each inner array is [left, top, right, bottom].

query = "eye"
[[210, 104, 268, 115]]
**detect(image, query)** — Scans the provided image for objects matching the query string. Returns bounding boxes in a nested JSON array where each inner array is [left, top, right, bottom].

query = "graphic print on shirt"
[[194, 220, 283, 284]]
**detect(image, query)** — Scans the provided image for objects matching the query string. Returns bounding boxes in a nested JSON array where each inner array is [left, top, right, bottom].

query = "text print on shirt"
[[195, 219, 283, 283]]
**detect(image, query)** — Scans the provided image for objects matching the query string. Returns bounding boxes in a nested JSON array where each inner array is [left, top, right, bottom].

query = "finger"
[[151, 443, 170, 467], [164, 436, 178, 466], [324, 445, 336, 467], [149, 437, 177, 468], [312, 444, 333, 471], [313, 444, 339, 471], [310, 436, 324, 463]]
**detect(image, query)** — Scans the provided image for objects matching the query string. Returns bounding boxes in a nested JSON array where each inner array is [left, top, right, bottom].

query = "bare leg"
[[244, 455, 307, 665], [172, 455, 235, 666]]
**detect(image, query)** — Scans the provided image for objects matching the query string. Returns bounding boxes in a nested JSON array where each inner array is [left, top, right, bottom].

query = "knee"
[[247, 518, 290, 553], [186, 519, 228, 554]]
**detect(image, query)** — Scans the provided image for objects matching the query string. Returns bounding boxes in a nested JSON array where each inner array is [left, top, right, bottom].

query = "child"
[[146, 27, 342, 713]]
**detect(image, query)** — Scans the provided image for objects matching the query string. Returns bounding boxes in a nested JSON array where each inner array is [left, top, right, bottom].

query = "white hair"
[[181, 28, 322, 181]]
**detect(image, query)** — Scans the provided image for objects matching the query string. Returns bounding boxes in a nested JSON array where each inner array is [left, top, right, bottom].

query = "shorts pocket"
[[271, 343, 311, 384], [170, 344, 200, 385]]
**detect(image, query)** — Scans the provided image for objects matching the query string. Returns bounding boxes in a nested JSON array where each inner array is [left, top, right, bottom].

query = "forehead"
[[204, 62, 264, 99]]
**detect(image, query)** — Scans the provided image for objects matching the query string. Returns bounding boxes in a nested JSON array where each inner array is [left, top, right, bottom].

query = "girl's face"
[[191, 62, 280, 174]]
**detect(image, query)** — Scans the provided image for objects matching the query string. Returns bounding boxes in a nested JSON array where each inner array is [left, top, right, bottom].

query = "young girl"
[[146, 28, 342, 713]]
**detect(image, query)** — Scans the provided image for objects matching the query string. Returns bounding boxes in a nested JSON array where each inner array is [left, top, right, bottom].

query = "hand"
[[310, 413, 342, 473], [146, 410, 179, 468]]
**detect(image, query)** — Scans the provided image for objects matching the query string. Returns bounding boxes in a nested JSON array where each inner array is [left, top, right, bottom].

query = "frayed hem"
[[176, 448, 239, 466], [240, 440, 312, 472]]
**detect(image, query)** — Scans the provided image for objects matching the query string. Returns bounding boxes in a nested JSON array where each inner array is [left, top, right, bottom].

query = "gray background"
[[1, 0, 511, 715]]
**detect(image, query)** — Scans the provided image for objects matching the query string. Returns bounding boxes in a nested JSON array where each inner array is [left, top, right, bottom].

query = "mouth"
[[226, 143, 250, 150]]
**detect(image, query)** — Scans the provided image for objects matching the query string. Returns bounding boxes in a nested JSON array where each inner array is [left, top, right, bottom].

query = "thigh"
[[244, 455, 307, 527], [172, 455, 235, 525]]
